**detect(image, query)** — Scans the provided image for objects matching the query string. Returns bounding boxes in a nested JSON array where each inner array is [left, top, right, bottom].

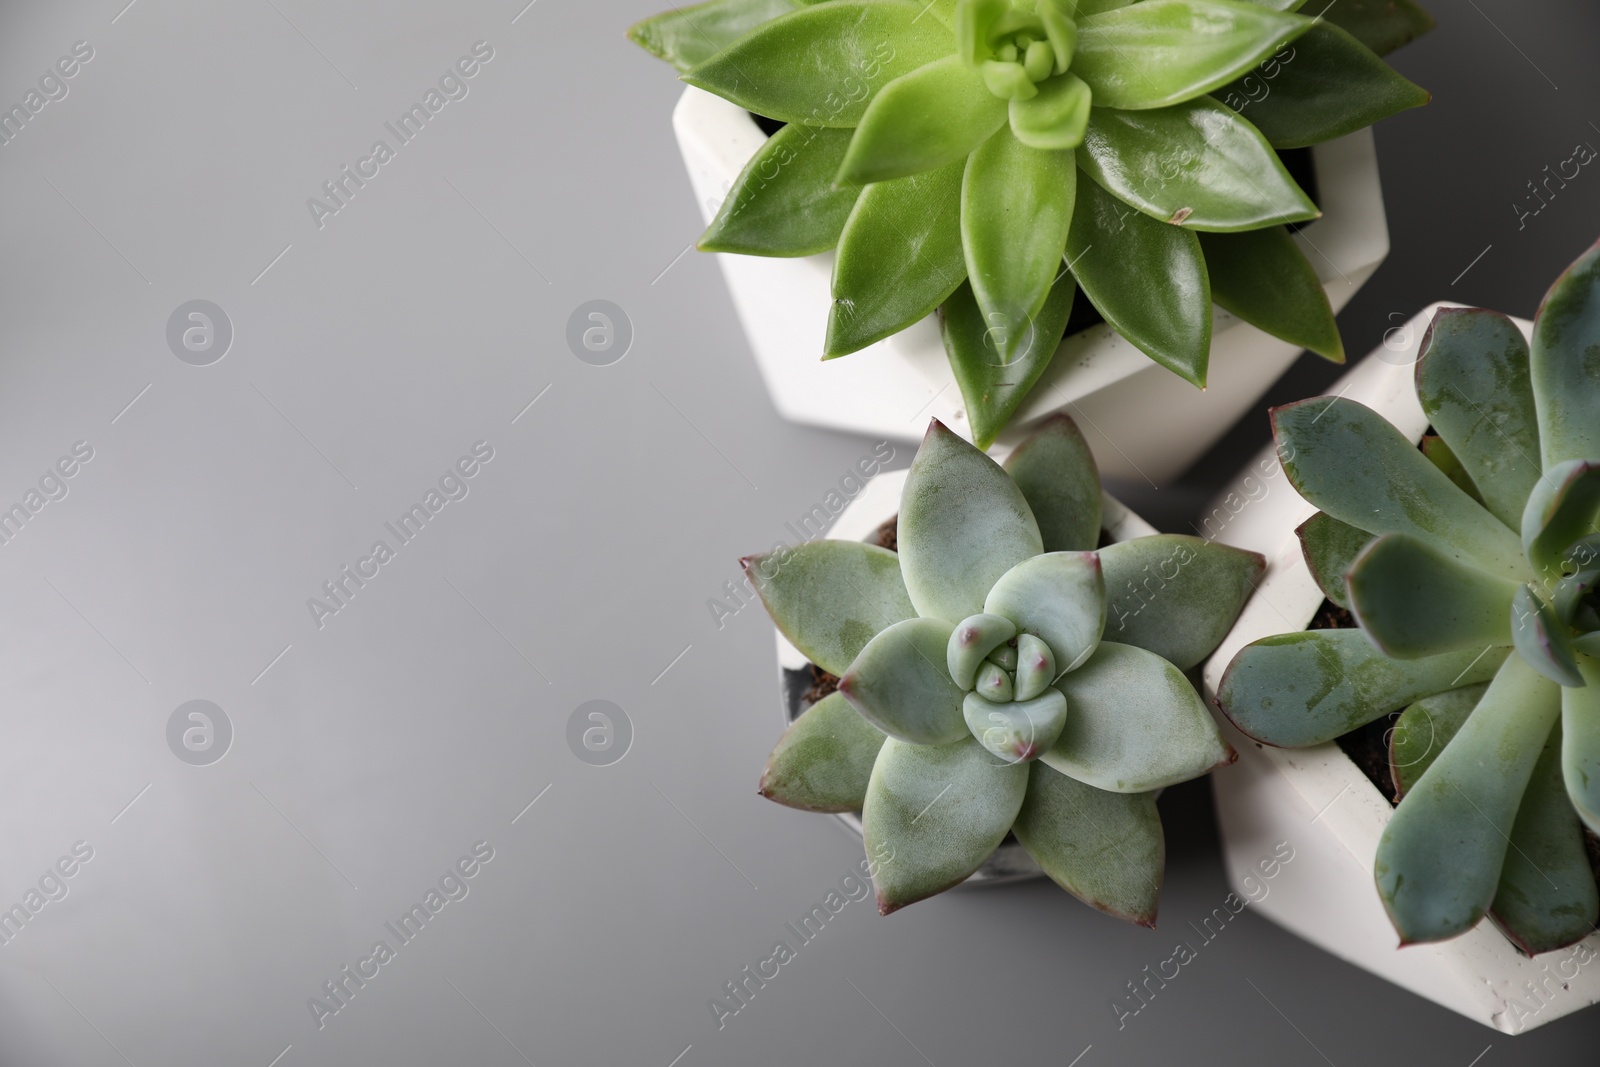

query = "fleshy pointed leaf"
[[973, 661, 1015, 703], [984, 552, 1106, 674], [1012, 762, 1164, 925], [682, 1, 954, 128], [942, 275, 1076, 450], [1199, 226, 1342, 361], [862, 737, 1029, 912], [947, 613, 1018, 689], [1100, 535, 1264, 669], [700, 125, 862, 256], [961, 132, 1076, 363], [1511, 585, 1583, 688], [839, 617, 968, 744], [1489, 723, 1600, 955], [1562, 657, 1600, 835], [1044, 642, 1232, 791], [828, 160, 968, 356], [1218, 629, 1508, 747], [1521, 459, 1600, 579], [1320, 0, 1435, 56], [1068, 176, 1211, 385], [1415, 307, 1542, 531], [1390, 684, 1490, 798], [743, 541, 916, 676], [1014, 633, 1057, 700], [627, 0, 799, 73], [1531, 236, 1600, 467], [1375, 656, 1561, 945], [1079, 101, 1318, 231], [1346, 533, 1518, 659], [1216, 20, 1428, 148], [899, 420, 1043, 622], [760, 692, 886, 812], [1296, 511, 1372, 610], [1074, 0, 1310, 110], [1272, 397, 1530, 583], [963, 689, 1068, 763], [838, 56, 1008, 185], [1003, 413, 1102, 552], [1010, 72, 1093, 149]]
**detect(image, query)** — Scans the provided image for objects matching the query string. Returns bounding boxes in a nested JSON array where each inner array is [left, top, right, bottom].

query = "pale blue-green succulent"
[[749, 415, 1262, 918], [1219, 237, 1600, 954]]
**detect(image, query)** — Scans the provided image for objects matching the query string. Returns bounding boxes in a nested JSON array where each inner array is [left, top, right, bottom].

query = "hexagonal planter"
[[1198, 307, 1600, 1034], [673, 85, 1392, 483]]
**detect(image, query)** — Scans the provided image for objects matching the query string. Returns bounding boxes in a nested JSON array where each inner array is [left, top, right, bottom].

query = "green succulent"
[[746, 414, 1262, 916], [629, 0, 1432, 446], [1218, 238, 1600, 954]]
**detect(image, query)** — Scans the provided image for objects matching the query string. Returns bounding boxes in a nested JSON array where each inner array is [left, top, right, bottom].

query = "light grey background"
[[0, 1, 1595, 1064]]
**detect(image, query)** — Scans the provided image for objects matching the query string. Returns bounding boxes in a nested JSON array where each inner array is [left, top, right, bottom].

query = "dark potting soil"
[[742, 111, 1321, 343]]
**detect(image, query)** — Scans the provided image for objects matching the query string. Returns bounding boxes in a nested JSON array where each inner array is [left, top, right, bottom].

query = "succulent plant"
[[629, 0, 1432, 446], [746, 414, 1263, 916], [1217, 238, 1600, 954]]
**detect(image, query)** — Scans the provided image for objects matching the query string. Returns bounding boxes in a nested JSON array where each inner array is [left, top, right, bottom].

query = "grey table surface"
[[0, 1, 1596, 1064]]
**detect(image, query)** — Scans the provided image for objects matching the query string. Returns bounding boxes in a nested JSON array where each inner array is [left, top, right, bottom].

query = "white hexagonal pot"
[[673, 85, 1392, 483], [1198, 306, 1600, 1034], [771, 456, 1157, 886]]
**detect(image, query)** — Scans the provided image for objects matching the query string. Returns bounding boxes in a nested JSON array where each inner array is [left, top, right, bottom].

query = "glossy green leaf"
[[760, 692, 886, 812], [1415, 307, 1542, 531], [942, 276, 1077, 449], [1215, 20, 1428, 148], [682, 1, 954, 128], [827, 160, 968, 356], [1068, 176, 1211, 385], [1100, 535, 1264, 669], [1218, 629, 1508, 747], [700, 125, 861, 256], [1198, 226, 1342, 361], [984, 552, 1107, 674], [1511, 585, 1583, 688], [1421, 436, 1483, 505], [1521, 459, 1600, 579], [862, 737, 1029, 912], [1003, 413, 1102, 552], [1390, 684, 1489, 798], [1272, 397, 1530, 583], [1012, 763, 1164, 925], [898, 420, 1043, 622], [1295, 510, 1371, 610], [1074, 0, 1310, 110], [1014, 633, 1056, 700], [1079, 101, 1319, 231], [1489, 724, 1600, 955], [947, 613, 1018, 689], [839, 617, 967, 744], [963, 689, 1069, 763], [627, 0, 799, 73], [1045, 642, 1232, 791], [743, 540, 915, 676], [1010, 72, 1093, 149], [1319, 0, 1435, 56], [1561, 657, 1600, 835], [1531, 237, 1600, 467], [961, 132, 1076, 364], [1346, 534, 1518, 659], [1375, 656, 1560, 945], [838, 56, 1008, 185]]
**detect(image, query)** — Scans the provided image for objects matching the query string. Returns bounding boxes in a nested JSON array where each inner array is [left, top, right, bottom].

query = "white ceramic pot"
[[1198, 305, 1600, 1034], [771, 459, 1158, 886], [673, 86, 1392, 483]]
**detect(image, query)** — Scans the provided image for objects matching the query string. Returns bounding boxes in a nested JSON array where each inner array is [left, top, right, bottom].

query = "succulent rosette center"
[[959, 0, 1077, 100]]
